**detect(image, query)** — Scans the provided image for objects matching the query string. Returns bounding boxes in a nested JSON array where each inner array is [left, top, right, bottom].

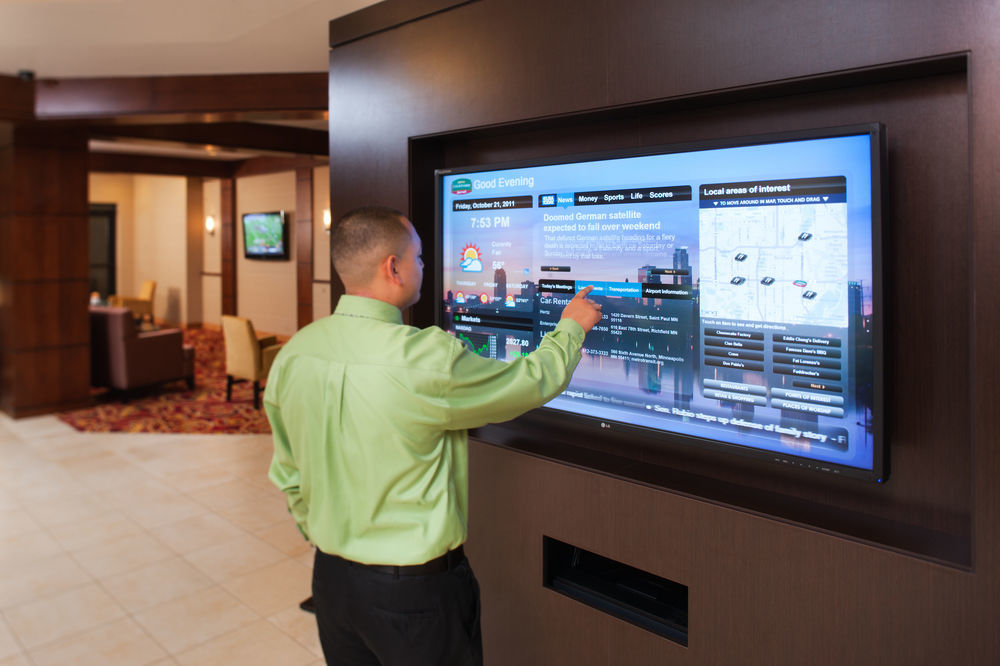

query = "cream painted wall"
[[203, 179, 222, 274], [236, 171, 297, 337], [90, 174, 189, 324], [90, 173, 188, 325], [202, 275, 222, 326], [313, 282, 331, 321], [312, 165, 331, 318], [201, 178, 222, 326], [133, 175, 188, 325], [88, 173, 135, 298]]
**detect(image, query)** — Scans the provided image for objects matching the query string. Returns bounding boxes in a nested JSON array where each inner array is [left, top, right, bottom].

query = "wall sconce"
[[205, 215, 216, 236], [323, 208, 332, 234]]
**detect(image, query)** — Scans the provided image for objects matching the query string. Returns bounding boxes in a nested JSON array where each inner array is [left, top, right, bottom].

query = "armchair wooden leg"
[[226, 375, 234, 402], [253, 381, 261, 410]]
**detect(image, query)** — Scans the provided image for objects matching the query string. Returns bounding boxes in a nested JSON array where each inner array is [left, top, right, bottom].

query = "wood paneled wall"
[[295, 168, 314, 330], [219, 178, 237, 316], [0, 125, 90, 416], [185, 178, 204, 326], [327, 0, 1000, 662], [34, 73, 327, 120], [0, 76, 34, 122]]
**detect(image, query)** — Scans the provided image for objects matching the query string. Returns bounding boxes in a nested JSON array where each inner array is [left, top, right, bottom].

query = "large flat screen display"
[[435, 124, 884, 481]]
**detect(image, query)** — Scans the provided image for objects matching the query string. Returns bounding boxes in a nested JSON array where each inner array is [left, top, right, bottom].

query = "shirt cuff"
[[554, 317, 586, 345]]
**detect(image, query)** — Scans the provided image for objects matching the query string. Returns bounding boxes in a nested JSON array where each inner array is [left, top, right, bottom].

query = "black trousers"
[[312, 549, 483, 666]]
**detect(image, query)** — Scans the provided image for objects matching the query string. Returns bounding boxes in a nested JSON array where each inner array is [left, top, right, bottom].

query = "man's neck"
[[344, 287, 403, 311]]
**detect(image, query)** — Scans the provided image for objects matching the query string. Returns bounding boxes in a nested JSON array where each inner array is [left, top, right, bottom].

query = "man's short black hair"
[[331, 206, 411, 287]]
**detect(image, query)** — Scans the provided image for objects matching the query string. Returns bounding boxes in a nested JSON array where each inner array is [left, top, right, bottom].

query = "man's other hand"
[[560, 286, 603, 333]]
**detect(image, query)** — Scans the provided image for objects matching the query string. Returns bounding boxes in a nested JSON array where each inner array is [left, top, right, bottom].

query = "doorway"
[[88, 203, 116, 299]]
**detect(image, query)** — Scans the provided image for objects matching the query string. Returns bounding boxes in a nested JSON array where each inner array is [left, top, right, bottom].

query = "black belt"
[[325, 545, 465, 576]]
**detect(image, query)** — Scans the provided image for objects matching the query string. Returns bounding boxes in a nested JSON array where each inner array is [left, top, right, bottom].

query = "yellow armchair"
[[221, 315, 283, 409], [108, 280, 156, 324]]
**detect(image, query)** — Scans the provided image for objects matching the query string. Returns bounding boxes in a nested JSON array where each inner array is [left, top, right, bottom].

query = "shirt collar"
[[334, 294, 404, 325]]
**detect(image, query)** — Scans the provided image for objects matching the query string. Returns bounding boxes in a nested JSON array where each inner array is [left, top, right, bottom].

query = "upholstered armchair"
[[221, 315, 283, 410], [90, 306, 194, 392], [108, 280, 156, 324]]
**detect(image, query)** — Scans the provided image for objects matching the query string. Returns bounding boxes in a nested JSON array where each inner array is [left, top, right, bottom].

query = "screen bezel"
[[241, 210, 289, 260], [433, 123, 886, 482]]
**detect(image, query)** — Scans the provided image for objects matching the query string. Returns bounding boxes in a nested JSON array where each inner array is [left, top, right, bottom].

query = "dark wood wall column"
[[0, 124, 90, 416], [185, 178, 204, 326], [220, 177, 237, 316], [295, 168, 314, 329]]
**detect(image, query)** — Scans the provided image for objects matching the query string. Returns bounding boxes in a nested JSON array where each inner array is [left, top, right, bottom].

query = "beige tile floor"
[[0, 413, 325, 666]]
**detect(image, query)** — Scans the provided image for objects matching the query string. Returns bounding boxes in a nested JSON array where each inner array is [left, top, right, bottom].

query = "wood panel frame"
[[410, 56, 973, 567]]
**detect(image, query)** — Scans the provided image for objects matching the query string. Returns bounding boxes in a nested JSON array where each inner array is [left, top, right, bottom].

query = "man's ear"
[[384, 254, 402, 284]]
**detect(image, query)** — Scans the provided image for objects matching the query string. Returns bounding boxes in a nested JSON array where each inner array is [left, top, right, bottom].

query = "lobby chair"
[[108, 279, 156, 324], [90, 306, 194, 393], [221, 315, 283, 410]]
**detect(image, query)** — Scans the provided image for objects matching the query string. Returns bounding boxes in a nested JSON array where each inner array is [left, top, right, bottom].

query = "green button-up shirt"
[[265, 294, 585, 566]]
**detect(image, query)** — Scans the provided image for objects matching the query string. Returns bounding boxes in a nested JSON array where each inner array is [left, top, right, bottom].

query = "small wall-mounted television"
[[242, 211, 289, 259], [435, 124, 885, 482]]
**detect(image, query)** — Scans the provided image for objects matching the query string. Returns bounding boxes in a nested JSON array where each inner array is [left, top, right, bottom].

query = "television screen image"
[[243, 211, 288, 259], [436, 124, 884, 481]]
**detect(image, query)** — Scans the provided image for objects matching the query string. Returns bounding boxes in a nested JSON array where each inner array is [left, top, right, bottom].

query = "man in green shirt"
[[266, 206, 601, 666]]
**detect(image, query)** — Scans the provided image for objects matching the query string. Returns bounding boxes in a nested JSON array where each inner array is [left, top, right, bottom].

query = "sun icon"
[[459, 243, 483, 272]]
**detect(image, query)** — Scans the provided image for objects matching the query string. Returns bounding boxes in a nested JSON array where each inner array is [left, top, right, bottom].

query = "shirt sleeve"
[[265, 392, 311, 542], [442, 318, 586, 431]]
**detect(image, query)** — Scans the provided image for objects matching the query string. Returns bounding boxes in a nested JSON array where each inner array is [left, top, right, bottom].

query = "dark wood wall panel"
[[0, 125, 90, 416], [35, 73, 327, 120], [234, 156, 327, 179], [0, 125, 11, 207], [5, 280, 90, 350], [329, 0, 476, 47], [0, 216, 90, 283], [219, 178, 237, 316], [11, 136, 88, 216], [328, 0, 999, 662], [469, 440, 986, 664], [0, 126, 13, 399], [603, 2, 978, 106], [3, 346, 89, 415], [295, 168, 314, 329], [89, 152, 238, 179], [0, 76, 33, 122], [185, 178, 204, 327], [969, 30, 1000, 580], [89, 122, 328, 156]]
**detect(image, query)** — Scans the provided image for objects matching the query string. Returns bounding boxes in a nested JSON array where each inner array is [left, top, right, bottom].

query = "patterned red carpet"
[[58, 328, 273, 434]]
